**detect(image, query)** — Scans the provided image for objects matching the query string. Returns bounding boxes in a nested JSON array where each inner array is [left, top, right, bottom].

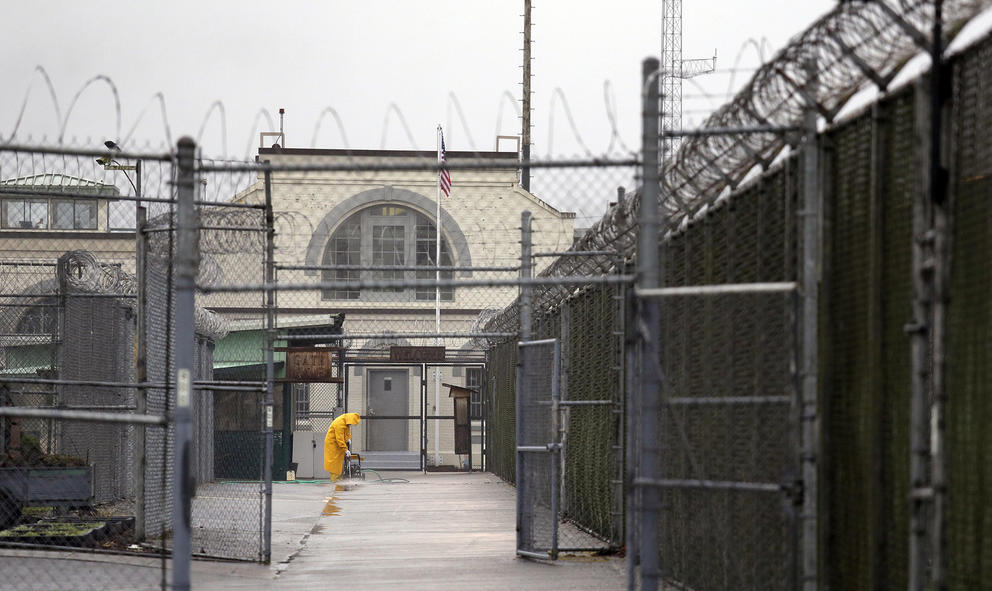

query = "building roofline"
[[0, 173, 117, 190], [257, 147, 515, 159]]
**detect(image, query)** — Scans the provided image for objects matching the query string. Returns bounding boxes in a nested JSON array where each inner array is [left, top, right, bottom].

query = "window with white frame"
[[321, 206, 454, 301], [1, 198, 97, 230], [52, 199, 97, 229], [466, 367, 483, 420], [2, 199, 48, 229], [293, 383, 310, 426]]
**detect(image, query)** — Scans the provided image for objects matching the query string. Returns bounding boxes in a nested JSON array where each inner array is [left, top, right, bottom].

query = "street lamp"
[[99, 138, 147, 542]]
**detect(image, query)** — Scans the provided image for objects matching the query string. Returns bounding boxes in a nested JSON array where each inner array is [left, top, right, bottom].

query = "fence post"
[[172, 136, 198, 591], [520, 211, 533, 342], [928, 3, 951, 585], [550, 339, 561, 560], [515, 209, 532, 555], [908, 78, 933, 591], [559, 301, 569, 522], [134, 205, 147, 542], [623, 258, 638, 591], [868, 101, 888, 589], [612, 248, 627, 549], [799, 59, 820, 591], [263, 167, 275, 564], [636, 56, 661, 590]]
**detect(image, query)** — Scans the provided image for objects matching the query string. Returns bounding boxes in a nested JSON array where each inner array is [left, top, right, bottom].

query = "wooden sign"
[[280, 347, 342, 383], [444, 382, 473, 455], [389, 346, 445, 363]]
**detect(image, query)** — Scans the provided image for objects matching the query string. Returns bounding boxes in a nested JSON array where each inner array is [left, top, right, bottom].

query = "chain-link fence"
[[189, 149, 637, 561], [196, 150, 617, 481], [945, 32, 992, 591], [631, 21, 992, 591], [486, 15, 992, 590], [485, 164, 633, 558], [812, 33, 992, 590], [181, 193, 270, 562], [651, 155, 799, 589], [0, 142, 270, 588], [2, 4, 992, 588], [0, 149, 176, 589], [516, 338, 559, 559]]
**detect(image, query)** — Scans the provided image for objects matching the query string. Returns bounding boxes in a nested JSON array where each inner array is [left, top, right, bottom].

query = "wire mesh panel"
[[488, 339, 518, 484], [0, 423, 168, 590], [656, 290, 797, 590], [558, 403, 617, 551], [192, 171, 273, 562], [516, 338, 559, 559], [0, 147, 177, 588], [0, 141, 270, 590], [945, 33, 992, 591], [556, 284, 623, 551], [652, 155, 801, 590]]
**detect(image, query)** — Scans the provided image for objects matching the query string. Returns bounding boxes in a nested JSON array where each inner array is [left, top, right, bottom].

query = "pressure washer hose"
[[360, 469, 410, 484], [222, 470, 411, 485]]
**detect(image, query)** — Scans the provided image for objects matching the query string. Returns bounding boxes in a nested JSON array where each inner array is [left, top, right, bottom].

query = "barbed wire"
[[195, 101, 228, 158], [57, 75, 121, 146], [494, 90, 523, 142], [120, 92, 173, 149], [53, 249, 229, 341], [5, 66, 61, 144], [146, 208, 265, 256], [446, 92, 479, 151], [57, 250, 135, 296], [4, 74, 644, 159], [664, 0, 990, 223], [310, 106, 351, 149], [486, 0, 991, 334]]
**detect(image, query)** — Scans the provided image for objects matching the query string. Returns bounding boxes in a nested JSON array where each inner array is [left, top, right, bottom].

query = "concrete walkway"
[[200, 470, 625, 590], [0, 472, 626, 589]]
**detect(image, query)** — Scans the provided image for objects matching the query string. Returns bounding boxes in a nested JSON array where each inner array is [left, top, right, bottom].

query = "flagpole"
[[434, 125, 442, 468]]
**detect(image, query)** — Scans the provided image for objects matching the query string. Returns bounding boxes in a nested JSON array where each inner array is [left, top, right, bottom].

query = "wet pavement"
[[0, 471, 625, 590]]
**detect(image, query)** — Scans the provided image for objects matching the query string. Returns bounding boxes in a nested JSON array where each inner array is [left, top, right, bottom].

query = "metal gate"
[[515, 338, 560, 559]]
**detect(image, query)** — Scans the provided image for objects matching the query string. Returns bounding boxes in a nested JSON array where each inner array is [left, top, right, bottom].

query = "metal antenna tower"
[[661, 0, 716, 156]]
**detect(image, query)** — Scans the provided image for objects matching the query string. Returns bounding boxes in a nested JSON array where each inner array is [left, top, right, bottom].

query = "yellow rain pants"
[[323, 412, 361, 481]]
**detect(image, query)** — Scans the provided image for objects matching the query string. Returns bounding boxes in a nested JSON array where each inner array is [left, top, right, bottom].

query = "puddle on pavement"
[[322, 483, 356, 516], [322, 496, 341, 516]]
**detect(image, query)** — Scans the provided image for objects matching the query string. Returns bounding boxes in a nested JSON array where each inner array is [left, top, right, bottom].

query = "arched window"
[[321, 206, 454, 301]]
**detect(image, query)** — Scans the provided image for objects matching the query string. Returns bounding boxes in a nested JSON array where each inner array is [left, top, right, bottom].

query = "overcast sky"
[[1, 1, 836, 220]]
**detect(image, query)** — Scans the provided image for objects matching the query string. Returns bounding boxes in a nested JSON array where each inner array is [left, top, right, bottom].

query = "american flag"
[[439, 132, 451, 197]]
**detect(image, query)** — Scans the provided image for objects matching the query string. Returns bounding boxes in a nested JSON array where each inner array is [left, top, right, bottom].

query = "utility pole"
[[521, 0, 533, 191]]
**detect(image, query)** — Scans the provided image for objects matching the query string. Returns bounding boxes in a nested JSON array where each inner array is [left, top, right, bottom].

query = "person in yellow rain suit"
[[323, 412, 361, 481]]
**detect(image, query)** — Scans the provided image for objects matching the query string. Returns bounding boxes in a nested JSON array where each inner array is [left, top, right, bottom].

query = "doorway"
[[366, 369, 409, 450]]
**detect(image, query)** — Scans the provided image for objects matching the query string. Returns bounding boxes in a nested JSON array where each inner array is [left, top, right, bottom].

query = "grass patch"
[[22, 506, 55, 517]]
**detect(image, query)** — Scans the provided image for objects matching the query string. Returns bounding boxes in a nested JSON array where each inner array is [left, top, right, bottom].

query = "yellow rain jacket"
[[323, 412, 361, 481]]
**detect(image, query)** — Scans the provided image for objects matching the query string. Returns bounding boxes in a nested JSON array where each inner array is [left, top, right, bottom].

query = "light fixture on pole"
[[97, 140, 141, 196], [99, 138, 146, 542], [98, 139, 143, 230]]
